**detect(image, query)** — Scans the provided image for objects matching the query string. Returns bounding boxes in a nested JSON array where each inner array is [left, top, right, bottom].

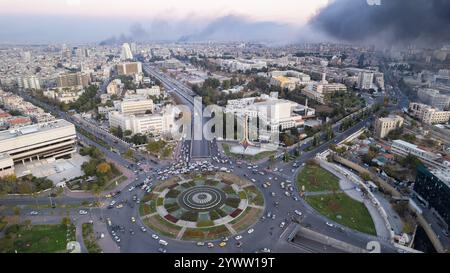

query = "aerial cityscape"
[[1, 0, 450, 258]]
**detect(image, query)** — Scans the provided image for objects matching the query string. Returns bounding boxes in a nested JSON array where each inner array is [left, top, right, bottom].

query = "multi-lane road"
[[142, 63, 211, 159], [1, 63, 410, 253]]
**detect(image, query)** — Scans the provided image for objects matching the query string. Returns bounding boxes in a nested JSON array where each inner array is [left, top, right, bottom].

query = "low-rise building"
[[374, 115, 404, 138], [0, 119, 77, 176], [408, 102, 450, 124], [114, 98, 154, 115], [108, 106, 176, 136], [391, 139, 441, 168], [106, 79, 124, 95]]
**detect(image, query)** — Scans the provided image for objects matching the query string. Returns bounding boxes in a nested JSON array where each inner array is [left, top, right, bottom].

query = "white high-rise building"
[[17, 76, 41, 90], [417, 88, 450, 110], [121, 43, 133, 60], [357, 71, 374, 90]]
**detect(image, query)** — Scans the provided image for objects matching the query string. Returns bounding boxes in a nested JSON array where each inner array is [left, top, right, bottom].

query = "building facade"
[[409, 102, 450, 124], [374, 115, 404, 138], [414, 165, 450, 227], [0, 119, 77, 176]]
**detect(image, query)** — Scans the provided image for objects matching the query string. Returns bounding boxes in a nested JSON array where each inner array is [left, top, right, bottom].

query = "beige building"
[[106, 79, 123, 95], [43, 88, 85, 104], [114, 98, 154, 115], [270, 76, 300, 91], [0, 154, 14, 178], [409, 102, 450, 124], [116, 62, 142, 76], [374, 115, 404, 138], [0, 119, 77, 177], [57, 72, 91, 88]]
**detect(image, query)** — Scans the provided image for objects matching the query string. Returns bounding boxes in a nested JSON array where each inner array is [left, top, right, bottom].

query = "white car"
[[128, 186, 135, 192], [326, 222, 334, 227], [79, 210, 88, 215], [131, 217, 136, 223], [247, 228, 254, 234], [159, 239, 168, 246], [30, 211, 39, 215], [279, 222, 286, 228], [152, 234, 159, 240], [235, 235, 243, 240], [294, 210, 302, 216]]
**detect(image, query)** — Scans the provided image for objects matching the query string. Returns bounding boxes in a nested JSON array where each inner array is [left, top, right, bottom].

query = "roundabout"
[[139, 172, 265, 241]]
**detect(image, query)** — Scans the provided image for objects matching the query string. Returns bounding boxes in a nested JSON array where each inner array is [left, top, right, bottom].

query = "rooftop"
[[0, 119, 74, 142]]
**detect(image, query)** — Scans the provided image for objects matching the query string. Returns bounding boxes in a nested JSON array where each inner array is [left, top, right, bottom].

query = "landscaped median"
[[82, 223, 102, 253], [297, 160, 376, 236], [139, 172, 264, 241]]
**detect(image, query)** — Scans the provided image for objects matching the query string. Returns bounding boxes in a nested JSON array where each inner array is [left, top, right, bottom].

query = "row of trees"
[[0, 174, 53, 195], [79, 146, 121, 191]]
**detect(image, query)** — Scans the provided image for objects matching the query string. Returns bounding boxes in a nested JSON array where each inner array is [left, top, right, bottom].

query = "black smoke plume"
[[310, 0, 450, 46]]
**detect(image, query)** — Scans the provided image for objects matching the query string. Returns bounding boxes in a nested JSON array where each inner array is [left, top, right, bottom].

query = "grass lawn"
[[0, 223, 76, 253], [305, 193, 376, 236], [296, 164, 340, 192]]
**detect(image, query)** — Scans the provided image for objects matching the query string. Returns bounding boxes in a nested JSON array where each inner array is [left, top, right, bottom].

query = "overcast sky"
[[0, 0, 329, 25]]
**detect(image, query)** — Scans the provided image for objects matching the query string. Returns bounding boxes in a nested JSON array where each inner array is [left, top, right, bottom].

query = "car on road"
[[196, 241, 205, 246], [219, 241, 227, 247], [129, 229, 135, 236], [207, 242, 214, 248], [260, 248, 271, 253], [158, 247, 167, 253], [151, 234, 159, 240], [115, 204, 124, 209], [285, 191, 291, 197], [271, 192, 276, 197], [159, 239, 168, 246], [279, 222, 286, 228], [140, 226, 146, 232], [131, 217, 136, 223], [128, 186, 135, 192], [294, 210, 302, 216], [247, 228, 254, 234], [236, 241, 243, 248], [79, 210, 88, 215], [30, 211, 39, 215], [326, 222, 334, 227], [235, 235, 243, 240]]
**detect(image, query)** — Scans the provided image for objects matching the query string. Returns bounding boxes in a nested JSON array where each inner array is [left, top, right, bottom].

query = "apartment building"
[[57, 72, 91, 88], [374, 115, 404, 138], [417, 88, 450, 110], [409, 102, 450, 124], [116, 62, 142, 76]]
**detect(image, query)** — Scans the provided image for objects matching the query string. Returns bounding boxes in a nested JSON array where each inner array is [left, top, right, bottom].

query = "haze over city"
[[0, 0, 449, 261]]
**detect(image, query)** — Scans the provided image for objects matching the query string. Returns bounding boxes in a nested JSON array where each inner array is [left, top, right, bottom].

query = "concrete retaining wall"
[[332, 154, 401, 198], [296, 226, 368, 253]]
